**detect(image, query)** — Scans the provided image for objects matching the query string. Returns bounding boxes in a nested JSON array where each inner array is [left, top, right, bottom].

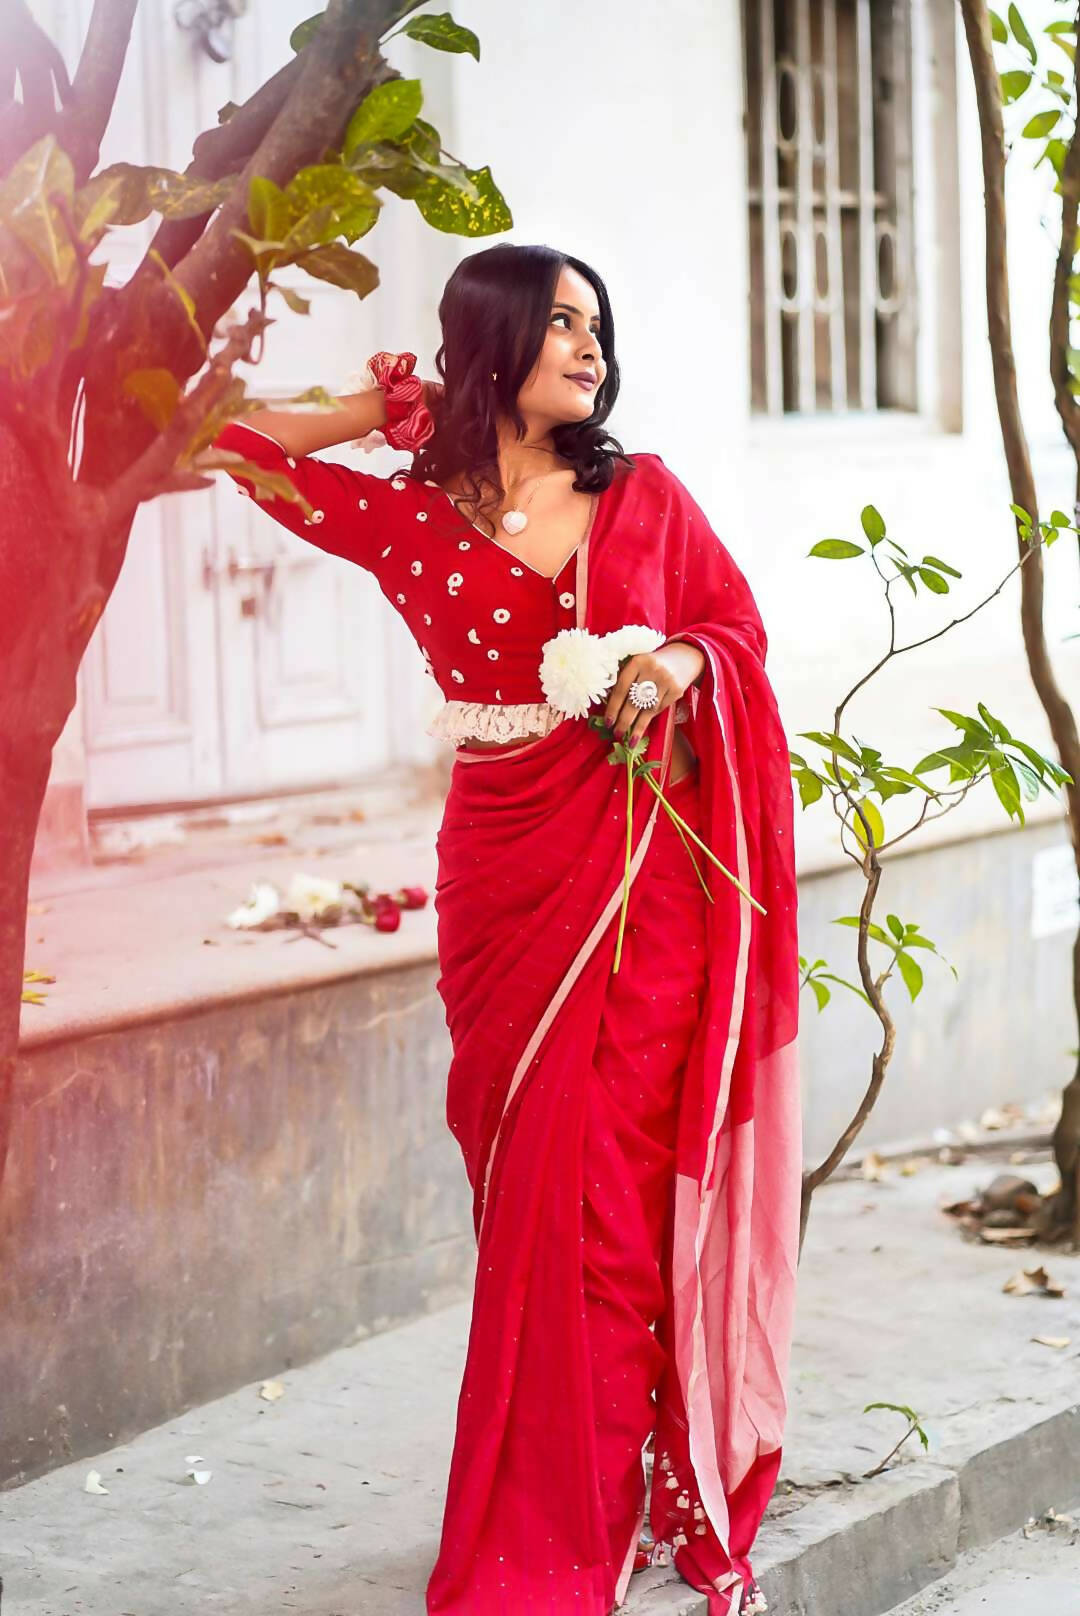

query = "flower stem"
[[639, 770, 768, 916], [663, 804, 713, 902], [613, 751, 634, 972]]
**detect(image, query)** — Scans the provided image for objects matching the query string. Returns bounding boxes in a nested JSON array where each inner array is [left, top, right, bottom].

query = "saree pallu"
[[426, 454, 802, 1616]]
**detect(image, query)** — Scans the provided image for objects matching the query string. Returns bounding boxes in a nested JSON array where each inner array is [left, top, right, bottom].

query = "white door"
[[80, 0, 453, 809]]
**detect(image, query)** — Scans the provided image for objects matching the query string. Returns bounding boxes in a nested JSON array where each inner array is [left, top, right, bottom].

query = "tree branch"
[[61, 0, 139, 184], [148, 55, 306, 270], [0, 0, 73, 174], [101, 309, 267, 529], [1049, 11, 1080, 465]]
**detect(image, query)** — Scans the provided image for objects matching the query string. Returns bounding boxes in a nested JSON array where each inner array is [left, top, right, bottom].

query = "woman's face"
[[515, 264, 607, 429]]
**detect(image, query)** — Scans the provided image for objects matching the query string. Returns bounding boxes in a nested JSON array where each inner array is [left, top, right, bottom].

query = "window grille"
[[744, 0, 917, 414]]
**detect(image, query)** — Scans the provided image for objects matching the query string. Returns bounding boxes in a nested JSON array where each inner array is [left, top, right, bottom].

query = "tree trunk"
[[0, 423, 123, 1204], [958, 0, 1080, 1244]]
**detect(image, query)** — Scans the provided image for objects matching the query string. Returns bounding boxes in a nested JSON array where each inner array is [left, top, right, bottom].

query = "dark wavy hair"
[[406, 243, 634, 538]]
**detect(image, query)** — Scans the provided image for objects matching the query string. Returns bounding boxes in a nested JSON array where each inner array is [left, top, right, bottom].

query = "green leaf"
[[795, 771, 824, 809], [148, 249, 205, 354], [886, 913, 905, 942], [990, 9, 1008, 43], [344, 80, 424, 157], [920, 553, 962, 577], [807, 977, 831, 1013], [917, 565, 950, 594], [0, 135, 76, 284], [399, 12, 480, 58], [851, 796, 884, 853], [833, 915, 892, 946], [1049, 508, 1070, 526], [1000, 68, 1032, 102], [194, 448, 312, 512], [282, 165, 379, 246], [122, 367, 180, 431], [290, 10, 323, 50], [860, 504, 886, 543], [989, 756, 1023, 820], [248, 175, 292, 246], [1022, 108, 1061, 137], [405, 161, 512, 237], [808, 538, 865, 559], [1009, 501, 1032, 526], [295, 242, 379, 297], [1009, 3, 1038, 64], [274, 283, 311, 316], [894, 950, 924, 1001], [798, 730, 863, 766]]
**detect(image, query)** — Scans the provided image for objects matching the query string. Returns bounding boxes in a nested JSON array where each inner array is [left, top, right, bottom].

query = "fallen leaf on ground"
[[861, 1151, 886, 1181], [259, 1379, 285, 1402], [1030, 1335, 1071, 1349], [84, 1469, 109, 1494], [1003, 1265, 1066, 1297]]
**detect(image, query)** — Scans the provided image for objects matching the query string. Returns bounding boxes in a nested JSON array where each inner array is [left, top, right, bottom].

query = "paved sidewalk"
[[1, 1149, 1077, 1616]]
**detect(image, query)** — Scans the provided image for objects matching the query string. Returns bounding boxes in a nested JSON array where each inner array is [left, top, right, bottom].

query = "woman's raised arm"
[[239, 389, 388, 459]]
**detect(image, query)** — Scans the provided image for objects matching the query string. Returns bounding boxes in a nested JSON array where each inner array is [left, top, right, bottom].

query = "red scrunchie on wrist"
[[365, 351, 435, 451]]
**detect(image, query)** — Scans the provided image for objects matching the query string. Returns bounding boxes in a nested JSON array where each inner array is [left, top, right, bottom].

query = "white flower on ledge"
[[225, 882, 282, 930], [538, 627, 619, 718], [285, 872, 346, 922]]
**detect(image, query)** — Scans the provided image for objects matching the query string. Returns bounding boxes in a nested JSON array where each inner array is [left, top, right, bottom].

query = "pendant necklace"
[[500, 466, 562, 536]]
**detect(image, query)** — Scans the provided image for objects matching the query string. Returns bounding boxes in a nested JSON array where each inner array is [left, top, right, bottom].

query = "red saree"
[[427, 453, 801, 1615]]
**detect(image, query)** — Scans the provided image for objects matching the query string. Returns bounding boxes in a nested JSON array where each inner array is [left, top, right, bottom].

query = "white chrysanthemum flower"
[[539, 627, 619, 718], [225, 881, 281, 930], [285, 872, 345, 922], [602, 624, 668, 666]]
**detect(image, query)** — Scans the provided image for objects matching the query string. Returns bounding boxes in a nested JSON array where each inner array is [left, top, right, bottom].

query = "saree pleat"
[[426, 452, 801, 1616]]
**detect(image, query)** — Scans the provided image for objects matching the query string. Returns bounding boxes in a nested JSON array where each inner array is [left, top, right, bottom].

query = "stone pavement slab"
[[1, 1150, 1077, 1615]]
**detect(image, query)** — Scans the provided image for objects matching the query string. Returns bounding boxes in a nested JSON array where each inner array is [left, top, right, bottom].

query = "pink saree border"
[[668, 632, 753, 1612]]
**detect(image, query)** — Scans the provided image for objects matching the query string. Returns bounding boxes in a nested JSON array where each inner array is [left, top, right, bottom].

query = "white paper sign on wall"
[[1031, 843, 1080, 941]]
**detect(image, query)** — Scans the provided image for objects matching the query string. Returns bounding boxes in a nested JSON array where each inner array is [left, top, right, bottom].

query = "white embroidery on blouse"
[[359, 498, 369, 510], [286, 456, 296, 468], [411, 561, 422, 575], [467, 628, 481, 644], [416, 511, 428, 522], [493, 608, 510, 623], [451, 669, 464, 682], [396, 592, 406, 604], [510, 566, 524, 576], [559, 591, 574, 608], [381, 545, 391, 557], [487, 649, 499, 660], [458, 540, 470, 550], [391, 477, 406, 491], [447, 572, 463, 595], [423, 613, 432, 625]]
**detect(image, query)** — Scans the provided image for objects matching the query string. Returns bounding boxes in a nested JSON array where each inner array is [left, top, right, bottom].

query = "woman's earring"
[[491, 371, 497, 381]]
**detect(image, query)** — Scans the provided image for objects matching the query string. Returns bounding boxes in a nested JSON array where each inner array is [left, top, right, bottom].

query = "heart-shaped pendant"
[[501, 509, 528, 536]]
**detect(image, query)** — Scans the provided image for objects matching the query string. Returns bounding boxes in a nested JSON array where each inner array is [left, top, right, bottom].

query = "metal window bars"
[[745, 0, 917, 415]]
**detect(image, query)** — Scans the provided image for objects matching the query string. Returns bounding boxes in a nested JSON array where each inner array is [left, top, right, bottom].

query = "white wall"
[[443, 0, 1079, 883]]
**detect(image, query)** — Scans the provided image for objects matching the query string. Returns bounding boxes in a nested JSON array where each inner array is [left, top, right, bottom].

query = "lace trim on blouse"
[[425, 697, 691, 746]]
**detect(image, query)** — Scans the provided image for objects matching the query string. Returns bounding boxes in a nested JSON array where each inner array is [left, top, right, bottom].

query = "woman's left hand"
[[603, 639, 706, 746]]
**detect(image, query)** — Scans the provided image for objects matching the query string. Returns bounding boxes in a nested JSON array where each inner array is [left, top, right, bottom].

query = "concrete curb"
[[628, 1398, 1080, 1615]]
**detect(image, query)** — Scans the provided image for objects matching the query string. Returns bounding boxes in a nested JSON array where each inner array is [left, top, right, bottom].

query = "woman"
[[215, 243, 802, 1616]]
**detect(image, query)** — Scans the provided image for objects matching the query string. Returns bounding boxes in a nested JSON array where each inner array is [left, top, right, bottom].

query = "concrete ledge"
[[2, 963, 473, 1492]]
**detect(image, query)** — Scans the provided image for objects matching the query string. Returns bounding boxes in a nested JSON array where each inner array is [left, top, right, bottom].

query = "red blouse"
[[214, 421, 683, 743]]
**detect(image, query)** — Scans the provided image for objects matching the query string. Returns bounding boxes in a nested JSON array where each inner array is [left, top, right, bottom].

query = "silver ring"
[[628, 678, 659, 710]]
